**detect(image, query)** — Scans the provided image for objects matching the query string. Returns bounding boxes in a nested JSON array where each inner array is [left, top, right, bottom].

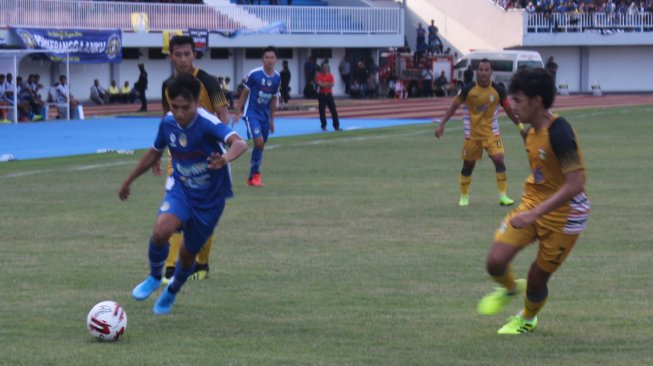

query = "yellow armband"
[[517, 122, 525, 131]]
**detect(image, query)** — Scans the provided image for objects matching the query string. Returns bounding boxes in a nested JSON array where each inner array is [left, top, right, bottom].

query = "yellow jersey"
[[456, 82, 508, 140]]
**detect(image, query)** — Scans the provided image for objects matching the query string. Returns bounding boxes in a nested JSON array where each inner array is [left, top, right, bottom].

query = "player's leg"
[[459, 140, 482, 206], [162, 233, 182, 285], [498, 231, 580, 334], [154, 204, 224, 314], [132, 212, 183, 301], [487, 137, 514, 206], [459, 159, 476, 206], [326, 94, 341, 131], [318, 94, 327, 131], [190, 236, 212, 281], [477, 206, 535, 315]]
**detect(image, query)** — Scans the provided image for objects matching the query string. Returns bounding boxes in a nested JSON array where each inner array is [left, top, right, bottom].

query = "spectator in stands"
[[56, 75, 80, 119], [4, 73, 15, 104], [19, 75, 45, 121], [415, 23, 427, 66], [355, 61, 369, 98], [121, 81, 133, 103], [280, 60, 291, 108], [0, 74, 7, 122], [367, 56, 379, 94], [235, 78, 246, 100], [464, 65, 474, 85], [108, 80, 120, 103], [134, 63, 148, 112], [338, 56, 351, 94], [304, 56, 317, 99], [545, 56, 559, 85], [224, 76, 234, 110], [435, 71, 449, 97], [90, 79, 110, 105], [421, 67, 434, 97], [427, 20, 444, 54]]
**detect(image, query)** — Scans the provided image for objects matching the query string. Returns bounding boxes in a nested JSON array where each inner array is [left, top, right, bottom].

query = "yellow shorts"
[[461, 136, 504, 161], [494, 203, 580, 273]]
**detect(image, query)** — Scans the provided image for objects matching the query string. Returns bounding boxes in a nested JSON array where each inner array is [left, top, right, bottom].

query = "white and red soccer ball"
[[86, 301, 127, 342]]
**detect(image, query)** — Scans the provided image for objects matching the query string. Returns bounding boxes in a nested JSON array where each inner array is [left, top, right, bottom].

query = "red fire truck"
[[379, 50, 455, 97]]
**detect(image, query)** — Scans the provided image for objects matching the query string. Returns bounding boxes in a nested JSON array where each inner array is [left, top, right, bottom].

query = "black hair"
[[167, 73, 201, 102], [509, 68, 556, 109], [262, 45, 278, 57], [478, 58, 492, 70], [169, 35, 196, 54]]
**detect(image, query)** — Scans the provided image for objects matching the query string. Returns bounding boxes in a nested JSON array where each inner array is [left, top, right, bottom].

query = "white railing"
[[0, 0, 402, 34], [527, 12, 653, 33]]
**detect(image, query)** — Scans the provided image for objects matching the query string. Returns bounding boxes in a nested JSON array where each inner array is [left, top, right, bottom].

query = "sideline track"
[[0, 116, 432, 160]]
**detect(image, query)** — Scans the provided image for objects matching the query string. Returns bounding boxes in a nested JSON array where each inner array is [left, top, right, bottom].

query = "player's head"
[[166, 73, 201, 126], [262, 46, 277, 69], [476, 58, 492, 84], [508, 68, 556, 122], [169, 35, 196, 74]]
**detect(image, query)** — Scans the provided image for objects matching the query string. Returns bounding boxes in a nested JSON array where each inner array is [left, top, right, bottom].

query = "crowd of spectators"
[[94, 1, 205, 4], [495, 0, 653, 13]]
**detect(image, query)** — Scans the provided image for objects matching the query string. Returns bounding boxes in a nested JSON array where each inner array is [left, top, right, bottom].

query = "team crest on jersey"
[[160, 201, 170, 212], [254, 128, 260, 134], [488, 94, 495, 102], [169, 133, 177, 147], [267, 79, 272, 86], [178, 133, 187, 147], [538, 147, 547, 160]]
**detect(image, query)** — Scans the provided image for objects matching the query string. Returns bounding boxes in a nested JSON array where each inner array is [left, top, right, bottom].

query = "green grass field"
[[1, 105, 651, 365]]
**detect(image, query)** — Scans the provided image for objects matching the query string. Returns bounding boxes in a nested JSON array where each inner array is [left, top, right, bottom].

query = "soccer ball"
[[86, 301, 127, 342]]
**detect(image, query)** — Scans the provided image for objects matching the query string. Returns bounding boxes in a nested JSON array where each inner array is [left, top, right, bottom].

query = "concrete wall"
[[405, 0, 524, 54], [523, 45, 653, 93]]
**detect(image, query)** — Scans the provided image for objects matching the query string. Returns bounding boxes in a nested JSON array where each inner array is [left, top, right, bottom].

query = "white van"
[[453, 50, 544, 88]]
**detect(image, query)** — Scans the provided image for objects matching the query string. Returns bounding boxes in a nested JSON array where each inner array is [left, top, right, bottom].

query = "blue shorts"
[[243, 116, 270, 142], [157, 184, 225, 255]]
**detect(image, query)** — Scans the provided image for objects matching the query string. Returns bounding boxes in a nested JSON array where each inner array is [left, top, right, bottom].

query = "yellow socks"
[[460, 174, 472, 196], [496, 171, 508, 196]]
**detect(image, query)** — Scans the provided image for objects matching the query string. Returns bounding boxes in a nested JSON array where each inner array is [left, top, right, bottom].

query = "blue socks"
[[148, 240, 169, 280], [168, 261, 195, 294], [249, 147, 263, 178]]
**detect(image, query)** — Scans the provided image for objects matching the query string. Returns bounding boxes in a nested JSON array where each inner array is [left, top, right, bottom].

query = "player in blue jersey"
[[119, 74, 248, 315], [234, 46, 281, 187]]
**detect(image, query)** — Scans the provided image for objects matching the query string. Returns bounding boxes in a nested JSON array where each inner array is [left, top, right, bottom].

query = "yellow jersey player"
[[435, 58, 525, 206], [156, 35, 230, 284], [476, 68, 590, 334]]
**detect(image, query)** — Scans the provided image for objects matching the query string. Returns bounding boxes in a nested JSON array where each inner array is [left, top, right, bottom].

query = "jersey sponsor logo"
[[160, 201, 170, 212], [538, 147, 547, 160], [179, 133, 187, 147]]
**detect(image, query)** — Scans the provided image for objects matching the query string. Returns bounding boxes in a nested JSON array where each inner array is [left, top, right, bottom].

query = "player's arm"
[[207, 134, 248, 169], [498, 84, 527, 139], [434, 97, 464, 139], [269, 95, 277, 133], [510, 170, 584, 228], [233, 87, 250, 126], [204, 73, 230, 124], [119, 147, 164, 201], [511, 120, 585, 228]]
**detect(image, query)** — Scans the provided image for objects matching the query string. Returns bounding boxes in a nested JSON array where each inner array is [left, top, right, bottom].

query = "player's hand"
[[151, 158, 163, 177], [270, 120, 275, 134], [435, 124, 445, 139], [207, 152, 228, 170], [118, 183, 131, 201], [510, 211, 538, 229]]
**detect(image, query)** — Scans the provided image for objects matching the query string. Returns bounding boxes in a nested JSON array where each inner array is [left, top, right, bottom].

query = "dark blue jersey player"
[[119, 73, 248, 315], [235, 46, 281, 187]]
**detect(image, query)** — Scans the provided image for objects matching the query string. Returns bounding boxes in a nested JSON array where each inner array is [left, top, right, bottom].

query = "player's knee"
[[253, 139, 264, 150], [461, 165, 474, 177], [486, 254, 509, 276], [151, 227, 175, 245]]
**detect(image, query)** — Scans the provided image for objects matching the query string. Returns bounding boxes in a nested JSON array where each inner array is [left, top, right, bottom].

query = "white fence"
[[527, 12, 653, 33], [0, 0, 402, 34]]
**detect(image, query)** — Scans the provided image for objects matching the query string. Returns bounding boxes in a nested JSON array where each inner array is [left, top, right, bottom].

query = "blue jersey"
[[153, 108, 239, 209], [244, 66, 281, 123]]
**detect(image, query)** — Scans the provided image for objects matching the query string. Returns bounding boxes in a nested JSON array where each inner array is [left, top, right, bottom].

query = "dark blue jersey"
[[153, 108, 239, 209]]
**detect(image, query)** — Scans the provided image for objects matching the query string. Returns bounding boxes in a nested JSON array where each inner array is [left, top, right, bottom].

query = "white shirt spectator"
[[56, 83, 70, 104]]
